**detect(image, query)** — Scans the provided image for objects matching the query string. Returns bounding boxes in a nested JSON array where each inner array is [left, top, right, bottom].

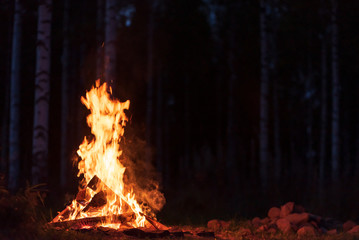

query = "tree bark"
[[32, 0, 52, 185], [96, 0, 104, 80], [8, 0, 23, 191], [226, 15, 237, 185], [156, 67, 163, 174], [259, 0, 269, 190], [1, 82, 9, 176], [146, 0, 157, 165], [331, 0, 339, 182], [319, 38, 327, 188], [104, 0, 117, 86], [183, 75, 191, 180], [273, 77, 280, 183], [60, 0, 70, 188]]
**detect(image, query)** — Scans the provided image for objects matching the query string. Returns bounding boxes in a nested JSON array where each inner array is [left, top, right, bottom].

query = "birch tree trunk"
[[32, 0, 52, 185], [331, 0, 339, 182], [96, 0, 104, 80], [259, 0, 269, 190], [60, 0, 70, 188], [104, 0, 117, 86], [8, 0, 23, 191]]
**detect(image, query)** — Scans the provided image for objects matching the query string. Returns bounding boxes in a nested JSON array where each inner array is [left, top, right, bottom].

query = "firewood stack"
[[49, 175, 168, 231]]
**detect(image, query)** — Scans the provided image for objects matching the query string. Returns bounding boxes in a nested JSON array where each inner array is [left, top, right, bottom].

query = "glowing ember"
[[51, 80, 158, 229]]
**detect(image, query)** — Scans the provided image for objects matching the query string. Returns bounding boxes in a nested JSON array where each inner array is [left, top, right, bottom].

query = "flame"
[[63, 80, 146, 228]]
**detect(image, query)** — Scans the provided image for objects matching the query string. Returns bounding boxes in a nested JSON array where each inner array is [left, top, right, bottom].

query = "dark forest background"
[[1, 0, 359, 224]]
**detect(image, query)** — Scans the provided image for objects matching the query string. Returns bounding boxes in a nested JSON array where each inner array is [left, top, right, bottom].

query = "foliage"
[[0, 180, 47, 239]]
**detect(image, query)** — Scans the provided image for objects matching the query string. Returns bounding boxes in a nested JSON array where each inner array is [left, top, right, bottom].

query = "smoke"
[[120, 131, 166, 217]]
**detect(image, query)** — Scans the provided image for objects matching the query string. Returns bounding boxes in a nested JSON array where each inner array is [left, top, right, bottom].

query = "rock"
[[327, 229, 337, 235], [285, 213, 309, 226], [348, 225, 359, 234], [207, 219, 221, 231], [268, 207, 280, 219], [276, 218, 292, 234], [310, 221, 319, 229], [268, 227, 277, 234], [238, 228, 251, 236], [260, 217, 270, 225], [256, 225, 268, 232], [343, 220, 357, 232], [219, 220, 231, 230], [297, 225, 316, 237], [252, 217, 261, 227], [280, 202, 295, 218], [207, 219, 230, 231]]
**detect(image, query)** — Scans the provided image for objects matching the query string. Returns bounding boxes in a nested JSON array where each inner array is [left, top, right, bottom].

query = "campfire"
[[49, 80, 167, 231]]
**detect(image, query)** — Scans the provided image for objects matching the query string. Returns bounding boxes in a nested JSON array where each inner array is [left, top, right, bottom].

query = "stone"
[[207, 219, 222, 231], [252, 217, 261, 227], [207, 219, 230, 231], [310, 221, 319, 229], [276, 218, 292, 234], [348, 225, 359, 234], [219, 220, 231, 230], [285, 213, 309, 226], [280, 202, 295, 218], [260, 217, 270, 225], [297, 225, 316, 237], [343, 220, 357, 232], [256, 225, 268, 232], [268, 227, 277, 234], [238, 228, 251, 236], [327, 229, 337, 235], [268, 207, 280, 219]]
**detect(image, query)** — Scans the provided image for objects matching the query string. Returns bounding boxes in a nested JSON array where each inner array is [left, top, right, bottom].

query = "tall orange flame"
[[63, 80, 146, 228]]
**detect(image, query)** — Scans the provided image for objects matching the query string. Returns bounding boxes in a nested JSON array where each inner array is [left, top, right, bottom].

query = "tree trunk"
[[1, 82, 9, 176], [183, 75, 191, 180], [146, 0, 157, 164], [156, 67, 163, 174], [305, 64, 314, 186], [331, 0, 339, 182], [60, 0, 70, 188], [273, 77, 281, 183], [104, 0, 117, 86], [96, 0, 104, 80], [8, 0, 23, 191], [32, 0, 52, 185], [319, 38, 327, 189], [226, 16, 237, 185], [259, 0, 269, 190]]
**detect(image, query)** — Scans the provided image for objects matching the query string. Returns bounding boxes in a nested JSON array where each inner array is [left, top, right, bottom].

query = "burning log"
[[144, 215, 170, 231], [82, 191, 107, 212], [51, 174, 169, 231], [49, 213, 135, 229]]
